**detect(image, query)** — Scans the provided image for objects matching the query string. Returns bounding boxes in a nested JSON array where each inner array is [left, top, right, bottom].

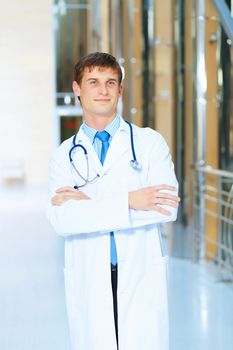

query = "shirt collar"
[[81, 114, 121, 143]]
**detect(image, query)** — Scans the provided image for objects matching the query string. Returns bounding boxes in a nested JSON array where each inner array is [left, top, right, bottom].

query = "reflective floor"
[[0, 185, 233, 350]]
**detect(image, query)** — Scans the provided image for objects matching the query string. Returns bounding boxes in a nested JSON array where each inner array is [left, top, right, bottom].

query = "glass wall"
[[54, 0, 90, 95], [173, 0, 233, 264], [217, 13, 233, 171], [54, 0, 90, 141]]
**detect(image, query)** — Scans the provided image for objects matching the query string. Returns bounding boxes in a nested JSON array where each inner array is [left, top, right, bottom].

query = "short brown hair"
[[73, 52, 122, 85]]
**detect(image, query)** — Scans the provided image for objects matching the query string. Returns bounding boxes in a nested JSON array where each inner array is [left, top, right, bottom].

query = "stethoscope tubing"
[[69, 120, 141, 188], [69, 143, 87, 162], [124, 120, 137, 162]]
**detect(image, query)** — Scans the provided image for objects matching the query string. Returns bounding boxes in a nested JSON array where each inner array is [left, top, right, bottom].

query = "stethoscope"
[[69, 120, 142, 188]]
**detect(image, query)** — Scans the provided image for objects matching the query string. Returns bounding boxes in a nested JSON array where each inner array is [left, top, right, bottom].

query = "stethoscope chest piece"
[[130, 160, 142, 171], [125, 120, 142, 171]]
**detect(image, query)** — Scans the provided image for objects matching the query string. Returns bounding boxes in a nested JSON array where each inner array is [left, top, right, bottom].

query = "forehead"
[[82, 66, 119, 80]]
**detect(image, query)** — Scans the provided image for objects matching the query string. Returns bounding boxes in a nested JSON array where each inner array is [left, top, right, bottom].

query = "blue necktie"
[[95, 131, 118, 266]]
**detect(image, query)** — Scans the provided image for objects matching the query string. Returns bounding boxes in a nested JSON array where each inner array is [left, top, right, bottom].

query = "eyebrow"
[[86, 78, 118, 82], [107, 78, 118, 82]]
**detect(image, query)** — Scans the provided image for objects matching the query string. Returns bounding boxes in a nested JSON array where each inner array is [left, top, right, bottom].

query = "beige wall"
[[0, 0, 55, 185]]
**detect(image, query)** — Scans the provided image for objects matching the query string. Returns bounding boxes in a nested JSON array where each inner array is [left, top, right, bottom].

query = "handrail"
[[194, 164, 233, 276], [195, 165, 233, 179], [212, 0, 233, 42]]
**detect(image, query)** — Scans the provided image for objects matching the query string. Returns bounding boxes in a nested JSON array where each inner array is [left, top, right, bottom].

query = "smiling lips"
[[94, 98, 111, 102]]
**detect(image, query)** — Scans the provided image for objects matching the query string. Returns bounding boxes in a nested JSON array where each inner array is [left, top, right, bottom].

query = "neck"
[[83, 113, 117, 130]]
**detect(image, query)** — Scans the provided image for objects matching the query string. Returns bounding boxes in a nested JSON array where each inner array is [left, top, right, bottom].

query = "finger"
[[51, 196, 62, 205], [53, 193, 87, 203], [153, 198, 180, 207], [152, 205, 172, 216], [52, 193, 70, 202], [154, 185, 177, 192], [153, 193, 181, 202], [56, 187, 75, 193]]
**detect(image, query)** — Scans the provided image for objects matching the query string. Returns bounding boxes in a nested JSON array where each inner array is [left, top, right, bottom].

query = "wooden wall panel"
[[205, 0, 218, 259], [154, 0, 175, 157]]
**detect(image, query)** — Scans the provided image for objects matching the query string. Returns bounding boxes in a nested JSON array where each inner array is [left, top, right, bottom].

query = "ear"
[[72, 81, 81, 96], [119, 84, 124, 96]]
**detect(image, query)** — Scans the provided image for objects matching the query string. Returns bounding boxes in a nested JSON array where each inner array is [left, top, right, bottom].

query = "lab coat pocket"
[[150, 256, 169, 310]]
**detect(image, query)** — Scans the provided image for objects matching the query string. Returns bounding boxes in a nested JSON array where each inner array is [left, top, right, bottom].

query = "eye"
[[89, 80, 96, 85], [108, 80, 116, 86]]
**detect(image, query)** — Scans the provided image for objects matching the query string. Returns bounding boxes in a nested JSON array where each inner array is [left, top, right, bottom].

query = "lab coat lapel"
[[103, 119, 131, 172]]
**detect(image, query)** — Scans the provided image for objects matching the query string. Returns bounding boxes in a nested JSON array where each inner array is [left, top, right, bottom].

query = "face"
[[72, 67, 123, 126]]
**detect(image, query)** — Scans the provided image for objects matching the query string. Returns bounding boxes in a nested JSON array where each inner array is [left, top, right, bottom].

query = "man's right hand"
[[51, 186, 90, 206], [128, 185, 180, 216]]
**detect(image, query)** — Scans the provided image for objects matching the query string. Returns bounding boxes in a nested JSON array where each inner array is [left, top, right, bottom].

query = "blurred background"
[[0, 0, 232, 349]]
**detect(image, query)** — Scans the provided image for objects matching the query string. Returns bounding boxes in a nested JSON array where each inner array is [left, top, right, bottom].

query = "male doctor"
[[47, 52, 180, 350]]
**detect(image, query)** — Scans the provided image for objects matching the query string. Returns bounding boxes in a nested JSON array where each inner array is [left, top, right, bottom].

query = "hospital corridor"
[[0, 0, 233, 349]]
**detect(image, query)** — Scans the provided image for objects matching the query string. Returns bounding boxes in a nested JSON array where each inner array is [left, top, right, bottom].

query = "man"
[[47, 52, 180, 350]]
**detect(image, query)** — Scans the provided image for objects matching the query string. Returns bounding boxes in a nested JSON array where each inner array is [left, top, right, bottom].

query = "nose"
[[98, 83, 108, 95]]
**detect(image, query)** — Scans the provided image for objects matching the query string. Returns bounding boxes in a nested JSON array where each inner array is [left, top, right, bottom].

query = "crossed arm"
[[51, 185, 180, 216], [48, 131, 180, 236]]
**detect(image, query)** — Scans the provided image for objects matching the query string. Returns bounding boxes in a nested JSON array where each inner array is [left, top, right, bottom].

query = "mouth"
[[94, 99, 111, 102]]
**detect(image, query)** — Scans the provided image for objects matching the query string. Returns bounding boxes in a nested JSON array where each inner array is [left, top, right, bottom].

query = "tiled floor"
[[169, 258, 233, 350], [0, 185, 232, 350]]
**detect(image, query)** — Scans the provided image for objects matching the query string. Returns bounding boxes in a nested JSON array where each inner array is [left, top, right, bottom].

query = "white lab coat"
[[47, 117, 178, 350]]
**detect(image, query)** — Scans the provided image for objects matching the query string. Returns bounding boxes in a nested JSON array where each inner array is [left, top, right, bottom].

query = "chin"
[[96, 109, 114, 116]]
